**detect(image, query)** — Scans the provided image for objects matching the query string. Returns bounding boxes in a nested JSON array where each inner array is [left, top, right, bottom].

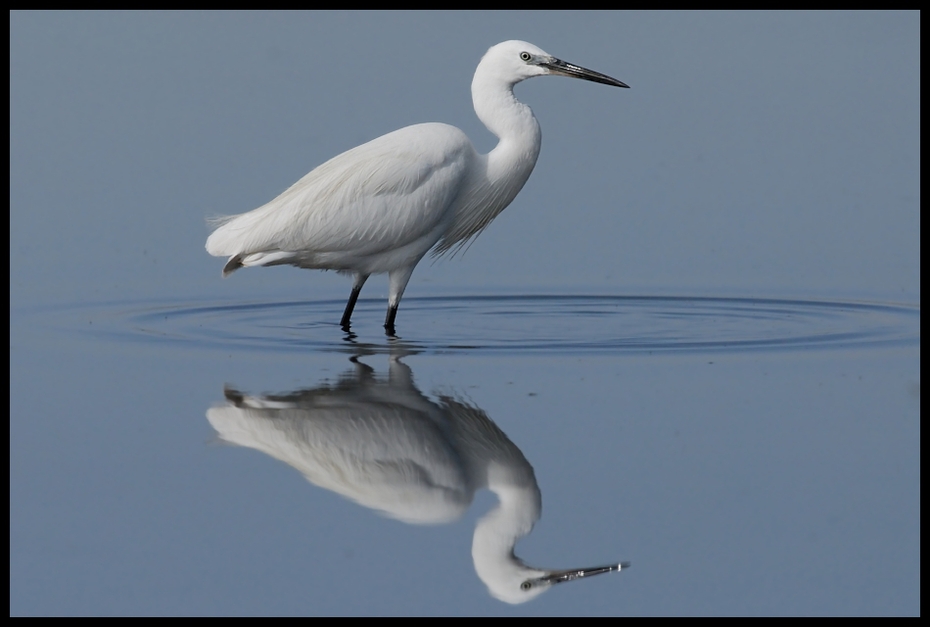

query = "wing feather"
[[206, 124, 474, 262]]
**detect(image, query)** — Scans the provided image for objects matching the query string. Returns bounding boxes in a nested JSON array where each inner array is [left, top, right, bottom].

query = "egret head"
[[480, 40, 629, 89]]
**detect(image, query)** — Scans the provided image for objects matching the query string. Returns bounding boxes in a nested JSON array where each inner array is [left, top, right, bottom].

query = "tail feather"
[[205, 214, 243, 257]]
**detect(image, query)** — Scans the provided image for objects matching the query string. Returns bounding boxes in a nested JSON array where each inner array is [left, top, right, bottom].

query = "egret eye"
[[520, 52, 532, 62], [521, 581, 533, 591]]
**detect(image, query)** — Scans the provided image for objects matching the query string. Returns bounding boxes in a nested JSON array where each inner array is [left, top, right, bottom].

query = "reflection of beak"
[[542, 57, 630, 89], [522, 561, 631, 591]]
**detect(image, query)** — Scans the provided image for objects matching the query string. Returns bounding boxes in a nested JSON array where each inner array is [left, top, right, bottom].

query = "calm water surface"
[[11, 11, 919, 616], [11, 293, 920, 615], [87, 294, 918, 354]]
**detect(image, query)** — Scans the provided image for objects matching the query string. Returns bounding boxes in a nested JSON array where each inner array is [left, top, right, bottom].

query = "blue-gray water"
[[11, 12, 919, 616]]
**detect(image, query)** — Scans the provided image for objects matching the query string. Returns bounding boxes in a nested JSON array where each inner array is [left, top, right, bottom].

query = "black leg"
[[340, 275, 368, 330], [384, 303, 398, 336]]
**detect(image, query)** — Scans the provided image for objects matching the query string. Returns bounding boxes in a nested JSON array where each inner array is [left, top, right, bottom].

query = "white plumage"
[[207, 358, 629, 603], [206, 40, 627, 333]]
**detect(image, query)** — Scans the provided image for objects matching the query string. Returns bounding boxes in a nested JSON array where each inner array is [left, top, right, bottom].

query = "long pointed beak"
[[528, 561, 631, 589], [543, 57, 629, 88]]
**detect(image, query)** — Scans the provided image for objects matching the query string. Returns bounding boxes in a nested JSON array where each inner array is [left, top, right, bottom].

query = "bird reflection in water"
[[206, 358, 628, 603]]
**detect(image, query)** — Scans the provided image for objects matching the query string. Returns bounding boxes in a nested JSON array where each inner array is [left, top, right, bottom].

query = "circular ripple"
[[78, 295, 920, 355]]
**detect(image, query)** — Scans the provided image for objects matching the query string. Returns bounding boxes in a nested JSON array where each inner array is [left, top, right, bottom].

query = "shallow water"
[[56, 295, 920, 355], [11, 291, 920, 615], [11, 12, 919, 616]]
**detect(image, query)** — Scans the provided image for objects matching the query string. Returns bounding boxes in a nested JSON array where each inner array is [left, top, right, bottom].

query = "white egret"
[[206, 41, 628, 334], [207, 358, 630, 603]]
